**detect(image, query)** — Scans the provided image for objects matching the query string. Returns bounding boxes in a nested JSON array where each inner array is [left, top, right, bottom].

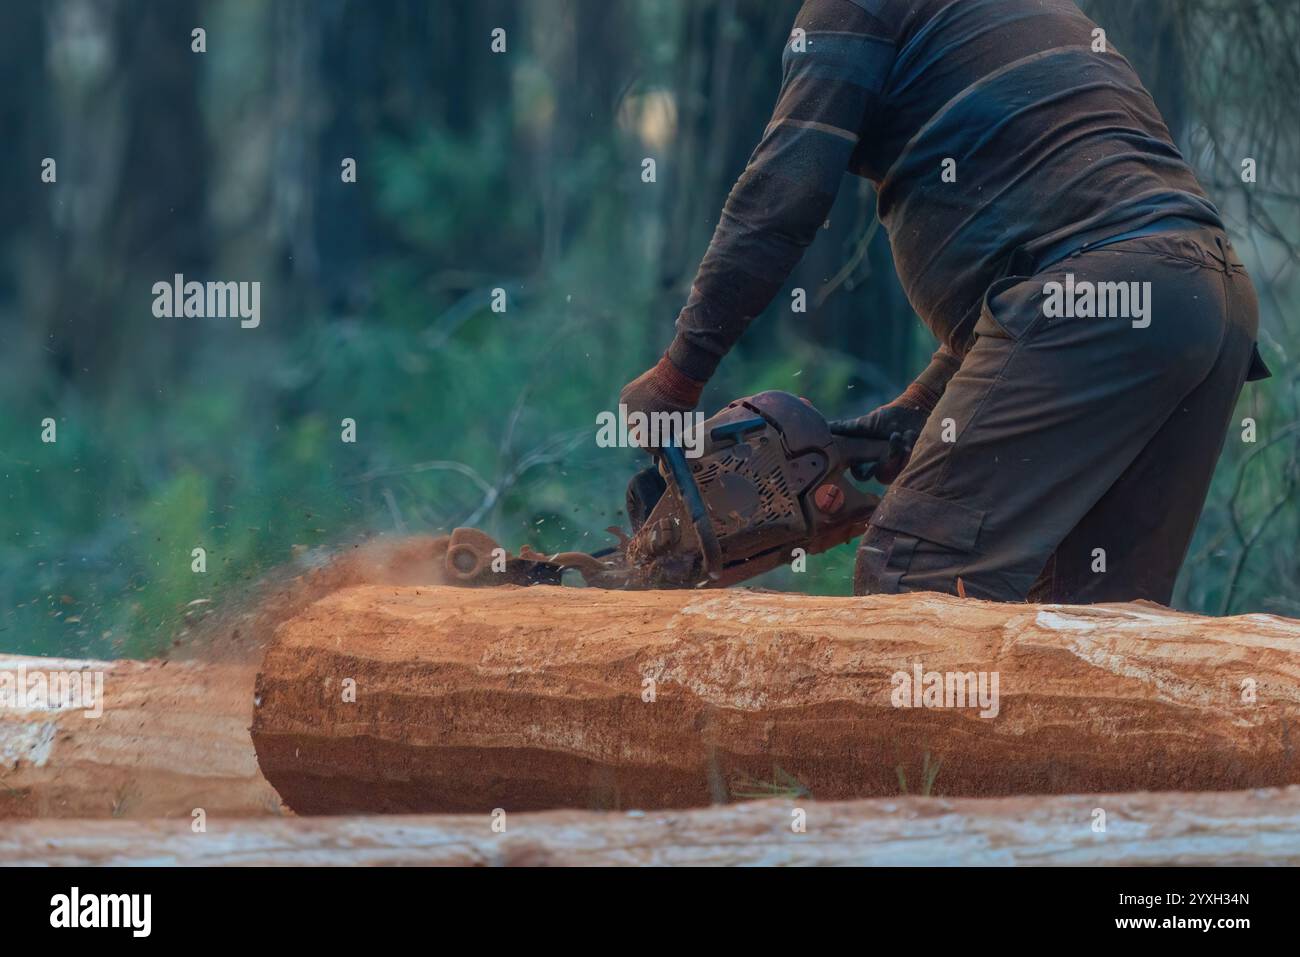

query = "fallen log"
[[2, 787, 1298, 866], [250, 585, 1300, 815], [0, 655, 279, 818]]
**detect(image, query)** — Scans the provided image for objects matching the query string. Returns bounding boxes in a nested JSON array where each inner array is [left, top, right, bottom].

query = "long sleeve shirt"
[[666, 0, 1223, 388]]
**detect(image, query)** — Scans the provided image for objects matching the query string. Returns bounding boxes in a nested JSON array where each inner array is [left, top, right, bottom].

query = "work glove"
[[828, 383, 936, 484], [618, 356, 706, 452]]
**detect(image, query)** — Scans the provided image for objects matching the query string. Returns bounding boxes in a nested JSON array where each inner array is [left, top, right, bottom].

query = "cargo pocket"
[[972, 274, 1039, 342], [854, 486, 986, 595]]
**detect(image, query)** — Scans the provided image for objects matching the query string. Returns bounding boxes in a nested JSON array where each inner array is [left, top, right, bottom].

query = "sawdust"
[[1, 535, 452, 819], [175, 534, 453, 668]]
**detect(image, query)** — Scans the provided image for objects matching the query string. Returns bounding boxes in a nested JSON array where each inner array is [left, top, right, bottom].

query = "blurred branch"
[[422, 281, 525, 350], [351, 427, 588, 529], [356, 459, 494, 492], [1220, 420, 1300, 614]]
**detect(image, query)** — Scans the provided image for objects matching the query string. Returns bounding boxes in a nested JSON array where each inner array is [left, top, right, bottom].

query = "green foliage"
[[1, 0, 1296, 661], [730, 765, 812, 801], [896, 752, 942, 797]]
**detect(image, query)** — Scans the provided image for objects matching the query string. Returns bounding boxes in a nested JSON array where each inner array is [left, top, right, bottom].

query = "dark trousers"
[[855, 226, 1260, 604]]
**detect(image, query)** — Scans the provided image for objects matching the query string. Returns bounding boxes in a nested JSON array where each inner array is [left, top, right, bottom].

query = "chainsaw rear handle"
[[833, 433, 901, 482], [658, 443, 723, 581]]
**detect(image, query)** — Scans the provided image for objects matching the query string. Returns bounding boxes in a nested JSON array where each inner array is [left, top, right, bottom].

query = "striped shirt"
[[666, 0, 1224, 385]]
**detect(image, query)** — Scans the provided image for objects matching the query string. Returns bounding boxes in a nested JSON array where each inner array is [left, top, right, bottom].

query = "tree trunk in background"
[[1084, 0, 1187, 141], [519, 0, 635, 274], [652, 2, 788, 359], [252, 584, 1300, 816], [14, 0, 210, 394]]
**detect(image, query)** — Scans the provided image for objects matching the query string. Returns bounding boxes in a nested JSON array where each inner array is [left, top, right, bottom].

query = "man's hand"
[[828, 400, 931, 484], [618, 356, 706, 451]]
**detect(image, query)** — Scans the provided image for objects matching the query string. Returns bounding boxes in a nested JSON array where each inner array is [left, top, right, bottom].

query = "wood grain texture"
[[3, 788, 1298, 866], [250, 585, 1300, 815], [1, 655, 278, 818]]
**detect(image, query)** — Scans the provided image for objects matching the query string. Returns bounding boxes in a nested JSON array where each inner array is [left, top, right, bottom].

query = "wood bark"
[[250, 584, 1300, 815], [2, 788, 1297, 866], [1, 655, 279, 819]]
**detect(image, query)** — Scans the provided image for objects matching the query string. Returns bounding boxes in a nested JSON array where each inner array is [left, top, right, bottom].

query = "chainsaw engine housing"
[[625, 390, 886, 588]]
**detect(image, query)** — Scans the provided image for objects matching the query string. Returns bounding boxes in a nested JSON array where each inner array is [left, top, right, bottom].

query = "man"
[[619, 0, 1267, 604]]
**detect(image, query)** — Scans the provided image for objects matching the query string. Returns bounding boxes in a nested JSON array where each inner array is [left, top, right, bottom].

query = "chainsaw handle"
[[659, 444, 723, 581], [834, 434, 898, 480]]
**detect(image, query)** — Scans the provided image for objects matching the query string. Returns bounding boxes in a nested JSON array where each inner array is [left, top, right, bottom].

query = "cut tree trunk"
[[2, 787, 1297, 866], [250, 585, 1300, 815], [0, 655, 279, 818]]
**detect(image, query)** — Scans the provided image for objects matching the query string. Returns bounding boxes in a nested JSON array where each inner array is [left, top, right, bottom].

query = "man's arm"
[[666, 0, 895, 382], [909, 344, 961, 412]]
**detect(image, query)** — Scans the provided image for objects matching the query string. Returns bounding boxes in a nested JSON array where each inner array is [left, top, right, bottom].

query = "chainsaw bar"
[[430, 527, 641, 589]]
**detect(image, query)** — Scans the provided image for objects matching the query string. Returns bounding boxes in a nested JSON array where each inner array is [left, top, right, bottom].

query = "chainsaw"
[[430, 390, 900, 590]]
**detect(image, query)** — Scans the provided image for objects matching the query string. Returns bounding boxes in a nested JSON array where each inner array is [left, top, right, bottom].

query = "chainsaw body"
[[432, 390, 894, 590]]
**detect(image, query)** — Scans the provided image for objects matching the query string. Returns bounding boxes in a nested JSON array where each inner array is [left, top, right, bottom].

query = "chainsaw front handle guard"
[[659, 443, 723, 581]]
